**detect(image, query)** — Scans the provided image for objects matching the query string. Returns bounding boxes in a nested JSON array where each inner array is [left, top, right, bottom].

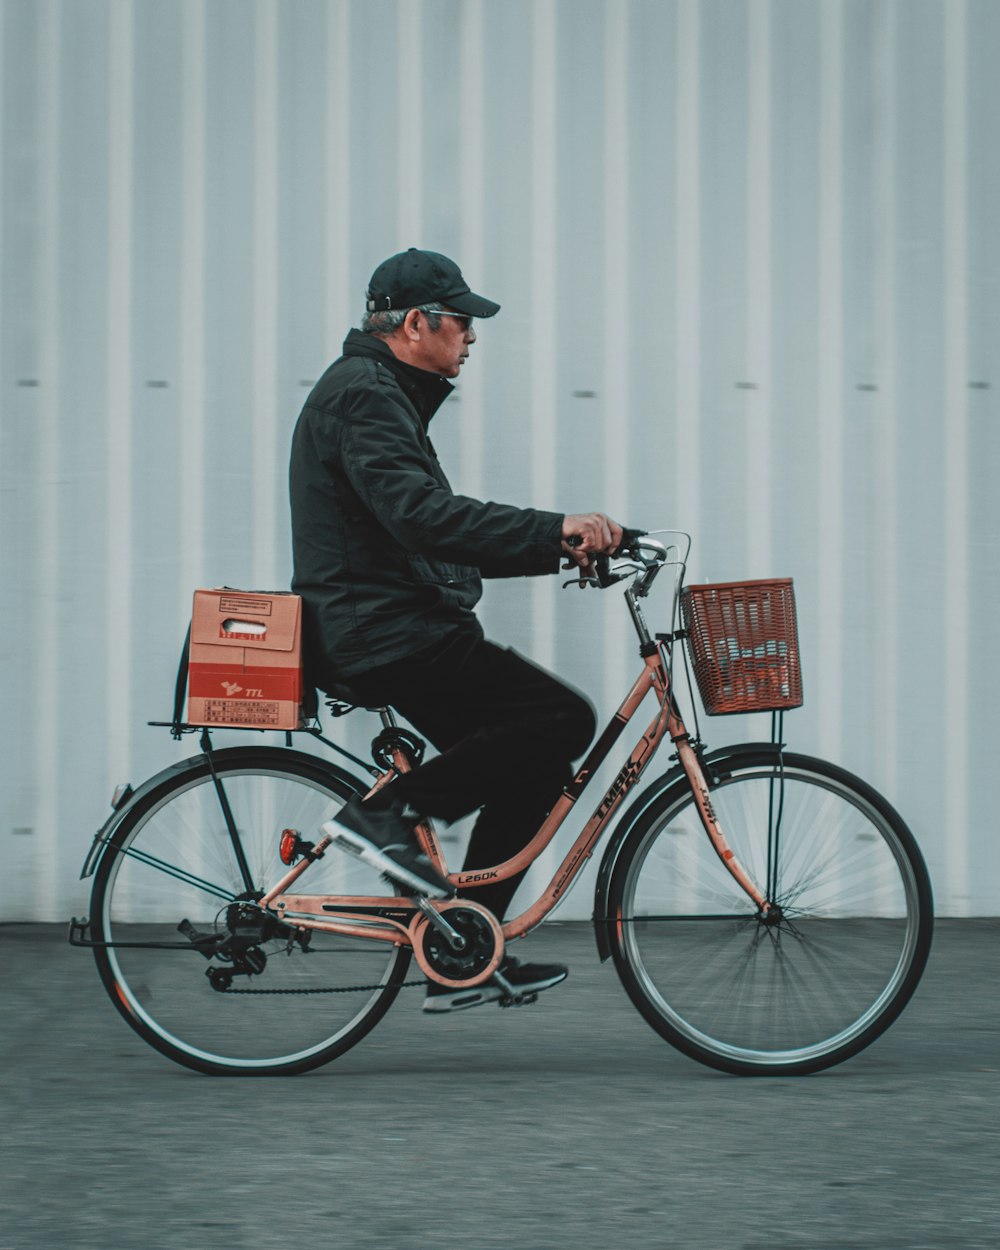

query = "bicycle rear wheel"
[[607, 750, 933, 1075], [89, 748, 412, 1075]]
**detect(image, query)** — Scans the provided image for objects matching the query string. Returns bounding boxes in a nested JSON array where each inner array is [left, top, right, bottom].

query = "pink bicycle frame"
[[262, 645, 767, 948]]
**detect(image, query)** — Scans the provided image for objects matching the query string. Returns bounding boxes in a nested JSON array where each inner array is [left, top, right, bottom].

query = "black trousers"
[[331, 630, 596, 919]]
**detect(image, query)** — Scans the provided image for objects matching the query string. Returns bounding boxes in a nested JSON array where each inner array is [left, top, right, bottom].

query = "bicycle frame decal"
[[562, 710, 632, 803]]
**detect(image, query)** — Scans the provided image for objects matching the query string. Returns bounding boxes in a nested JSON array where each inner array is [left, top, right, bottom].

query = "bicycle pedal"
[[498, 991, 538, 1009]]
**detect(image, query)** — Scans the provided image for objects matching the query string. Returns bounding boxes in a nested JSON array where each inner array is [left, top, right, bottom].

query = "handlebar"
[[564, 528, 669, 591], [562, 526, 691, 656], [613, 527, 649, 559], [565, 526, 647, 560]]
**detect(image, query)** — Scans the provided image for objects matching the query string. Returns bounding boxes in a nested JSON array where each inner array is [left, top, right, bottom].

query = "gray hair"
[[362, 302, 444, 337]]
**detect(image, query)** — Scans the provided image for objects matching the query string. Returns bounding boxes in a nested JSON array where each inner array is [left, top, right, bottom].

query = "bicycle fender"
[[79, 746, 365, 879], [591, 741, 781, 962]]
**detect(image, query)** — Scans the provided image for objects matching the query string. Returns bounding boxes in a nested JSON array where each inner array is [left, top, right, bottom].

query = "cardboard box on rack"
[[187, 589, 303, 730]]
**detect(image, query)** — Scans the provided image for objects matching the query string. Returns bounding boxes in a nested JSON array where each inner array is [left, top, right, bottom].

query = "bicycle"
[[71, 531, 933, 1077]]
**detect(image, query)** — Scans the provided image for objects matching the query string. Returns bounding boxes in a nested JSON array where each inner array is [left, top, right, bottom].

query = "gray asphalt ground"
[[1, 920, 998, 1250]]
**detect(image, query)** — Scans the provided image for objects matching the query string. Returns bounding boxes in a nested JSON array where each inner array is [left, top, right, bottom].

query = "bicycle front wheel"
[[607, 750, 933, 1075], [89, 748, 412, 1075]]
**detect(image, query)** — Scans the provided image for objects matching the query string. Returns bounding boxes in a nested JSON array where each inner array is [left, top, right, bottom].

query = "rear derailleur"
[[179, 900, 309, 993]]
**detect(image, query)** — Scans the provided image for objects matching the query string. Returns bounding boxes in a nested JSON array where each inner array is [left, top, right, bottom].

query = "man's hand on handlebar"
[[561, 513, 624, 572]]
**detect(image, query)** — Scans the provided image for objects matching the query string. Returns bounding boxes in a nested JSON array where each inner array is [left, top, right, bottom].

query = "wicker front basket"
[[680, 578, 803, 716]]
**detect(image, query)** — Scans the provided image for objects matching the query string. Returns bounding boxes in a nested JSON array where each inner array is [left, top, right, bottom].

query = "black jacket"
[[289, 331, 563, 682]]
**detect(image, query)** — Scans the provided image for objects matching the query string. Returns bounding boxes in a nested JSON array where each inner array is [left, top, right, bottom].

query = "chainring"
[[409, 901, 504, 989]]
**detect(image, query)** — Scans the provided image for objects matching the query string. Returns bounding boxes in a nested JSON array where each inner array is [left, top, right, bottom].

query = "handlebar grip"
[[565, 527, 646, 554], [563, 526, 648, 589]]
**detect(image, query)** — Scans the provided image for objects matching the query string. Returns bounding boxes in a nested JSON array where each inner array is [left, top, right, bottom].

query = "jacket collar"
[[343, 329, 454, 427]]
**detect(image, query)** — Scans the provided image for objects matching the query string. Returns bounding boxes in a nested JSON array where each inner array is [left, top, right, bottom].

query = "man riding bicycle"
[[289, 248, 622, 1012]]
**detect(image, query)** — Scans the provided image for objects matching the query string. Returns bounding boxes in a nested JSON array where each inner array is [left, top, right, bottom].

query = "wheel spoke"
[[108, 842, 237, 903]]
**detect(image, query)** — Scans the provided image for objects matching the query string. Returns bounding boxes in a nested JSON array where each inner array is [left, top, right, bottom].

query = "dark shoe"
[[423, 956, 568, 1014], [322, 794, 454, 899]]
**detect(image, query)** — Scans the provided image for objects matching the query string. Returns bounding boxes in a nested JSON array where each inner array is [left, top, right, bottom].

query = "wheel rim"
[[95, 765, 407, 1070], [619, 763, 926, 1068]]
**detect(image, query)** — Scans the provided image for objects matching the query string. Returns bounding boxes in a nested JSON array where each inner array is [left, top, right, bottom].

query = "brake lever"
[[562, 536, 598, 588]]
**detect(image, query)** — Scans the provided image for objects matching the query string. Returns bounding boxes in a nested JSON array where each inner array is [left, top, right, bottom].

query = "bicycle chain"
[[220, 978, 427, 995]]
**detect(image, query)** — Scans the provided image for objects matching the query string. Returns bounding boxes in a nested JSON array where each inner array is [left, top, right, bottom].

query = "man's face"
[[411, 308, 477, 378]]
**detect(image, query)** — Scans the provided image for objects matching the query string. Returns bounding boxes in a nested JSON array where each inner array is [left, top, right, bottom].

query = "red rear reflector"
[[279, 829, 300, 865]]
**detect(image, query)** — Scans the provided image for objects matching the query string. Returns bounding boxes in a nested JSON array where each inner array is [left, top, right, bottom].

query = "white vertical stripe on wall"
[[530, 0, 557, 673], [602, 0, 629, 714], [2, 0, 999, 920], [817, 0, 845, 763], [524, 0, 560, 902], [0, 0, 3, 402], [398, 0, 423, 245], [105, 0, 134, 796], [458, 0, 485, 503], [674, 0, 700, 531], [35, 0, 60, 913], [943, 0, 970, 906], [325, 0, 351, 349], [873, 1, 900, 801], [745, 0, 772, 576], [252, 0, 278, 588], [179, 0, 206, 612]]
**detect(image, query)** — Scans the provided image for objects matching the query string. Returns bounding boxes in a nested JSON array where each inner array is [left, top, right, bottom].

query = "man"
[[289, 248, 622, 1012]]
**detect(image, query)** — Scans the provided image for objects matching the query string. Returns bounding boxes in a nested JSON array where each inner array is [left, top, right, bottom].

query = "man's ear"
[[401, 308, 423, 342]]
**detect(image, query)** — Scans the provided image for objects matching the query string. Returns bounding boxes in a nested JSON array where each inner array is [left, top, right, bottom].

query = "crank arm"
[[416, 898, 468, 951]]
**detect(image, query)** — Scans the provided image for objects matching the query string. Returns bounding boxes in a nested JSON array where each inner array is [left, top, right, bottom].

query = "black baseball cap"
[[365, 248, 500, 318]]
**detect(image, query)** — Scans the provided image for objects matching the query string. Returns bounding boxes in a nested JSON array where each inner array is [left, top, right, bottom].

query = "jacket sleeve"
[[337, 379, 564, 576]]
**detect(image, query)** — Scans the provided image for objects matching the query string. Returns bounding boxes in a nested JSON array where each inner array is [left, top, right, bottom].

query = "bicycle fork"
[[669, 722, 769, 916]]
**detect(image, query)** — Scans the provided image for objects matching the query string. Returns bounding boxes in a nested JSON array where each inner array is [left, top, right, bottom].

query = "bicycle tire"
[[89, 747, 413, 1075], [606, 750, 933, 1075]]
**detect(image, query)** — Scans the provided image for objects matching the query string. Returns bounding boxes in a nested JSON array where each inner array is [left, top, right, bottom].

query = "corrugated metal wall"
[[2, 0, 998, 921]]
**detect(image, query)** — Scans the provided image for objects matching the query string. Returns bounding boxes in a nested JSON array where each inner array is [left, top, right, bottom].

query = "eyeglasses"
[[423, 309, 474, 331]]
